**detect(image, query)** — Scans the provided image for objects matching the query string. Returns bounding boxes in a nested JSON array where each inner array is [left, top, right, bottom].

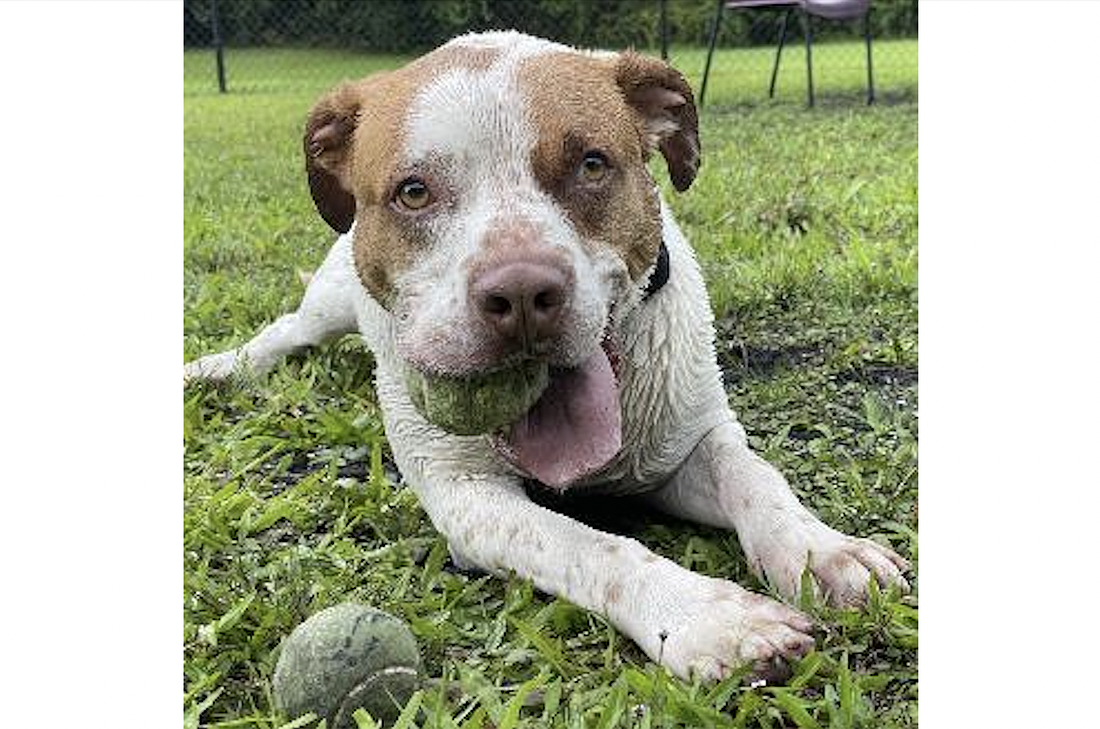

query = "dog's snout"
[[470, 261, 570, 347]]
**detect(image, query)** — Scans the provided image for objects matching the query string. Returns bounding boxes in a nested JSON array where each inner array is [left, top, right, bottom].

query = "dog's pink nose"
[[470, 261, 569, 348]]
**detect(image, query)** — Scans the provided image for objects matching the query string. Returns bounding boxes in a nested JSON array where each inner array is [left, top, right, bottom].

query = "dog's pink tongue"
[[507, 350, 621, 490]]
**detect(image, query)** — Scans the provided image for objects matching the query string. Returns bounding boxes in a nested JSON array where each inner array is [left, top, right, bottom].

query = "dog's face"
[[304, 32, 698, 373], [303, 32, 699, 487]]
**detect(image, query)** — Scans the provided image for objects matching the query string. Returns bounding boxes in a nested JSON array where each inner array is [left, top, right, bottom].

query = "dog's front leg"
[[646, 422, 910, 607], [184, 235, 361, 383], [374, 351, 815, 682], [408, 469, 815, 682]]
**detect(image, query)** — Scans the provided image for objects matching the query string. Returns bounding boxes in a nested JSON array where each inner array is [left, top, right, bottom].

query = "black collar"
[[642, 240, 670, 301]]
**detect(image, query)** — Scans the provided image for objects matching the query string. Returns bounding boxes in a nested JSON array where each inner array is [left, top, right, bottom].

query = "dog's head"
[[303, 32, 699, 487]]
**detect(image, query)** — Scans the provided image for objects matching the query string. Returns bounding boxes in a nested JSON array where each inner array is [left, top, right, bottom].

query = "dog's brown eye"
[[579, 152, 609, 183], [396, 178, 431, 210]]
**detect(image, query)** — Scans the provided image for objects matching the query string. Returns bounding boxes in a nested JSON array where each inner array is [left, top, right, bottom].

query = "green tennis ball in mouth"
[[272, 603, 421, 728], [405, 360, 550, 435]]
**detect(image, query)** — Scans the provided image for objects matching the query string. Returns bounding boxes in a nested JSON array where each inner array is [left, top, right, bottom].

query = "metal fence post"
[[211, 0, 226, 93], [659, 0, 669, 61], [864, 9, 875, 104], [802, 9, 814, 107]]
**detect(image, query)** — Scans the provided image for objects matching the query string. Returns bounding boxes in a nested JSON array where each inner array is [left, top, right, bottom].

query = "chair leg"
[[802, 9, 814, 107], [864, 11, 875, 104], [769, 7, 792, 99], [699, 0, 725, 108]]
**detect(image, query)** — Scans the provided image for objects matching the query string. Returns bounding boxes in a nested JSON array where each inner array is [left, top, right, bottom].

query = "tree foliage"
[[184, 0, 917, 52]]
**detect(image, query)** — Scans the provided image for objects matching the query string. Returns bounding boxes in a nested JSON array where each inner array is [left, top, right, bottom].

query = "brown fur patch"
[[304, 80, 369, 232], [604, 579, 624, 605], [303, 42, 500, 303], [519, 52, 665, 281], [614, 52, 700, 192]]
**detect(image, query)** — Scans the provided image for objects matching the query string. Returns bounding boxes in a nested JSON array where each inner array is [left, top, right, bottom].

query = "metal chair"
[[699, 0, 875, 108]]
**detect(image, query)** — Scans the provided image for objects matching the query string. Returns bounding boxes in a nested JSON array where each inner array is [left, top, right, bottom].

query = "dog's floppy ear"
[[304, 82, 361, 233], [614, 52, 700, 192]]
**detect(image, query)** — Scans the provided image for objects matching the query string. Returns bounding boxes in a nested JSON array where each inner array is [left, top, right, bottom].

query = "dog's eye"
[[396, 178, 431, 210], [578, 152, 609, 183]]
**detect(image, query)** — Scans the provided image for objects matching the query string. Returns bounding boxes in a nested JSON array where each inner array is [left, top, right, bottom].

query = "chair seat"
[[804, 0, 870, 21], [725, 0, 801, 9], [725, 0, 870, 22]]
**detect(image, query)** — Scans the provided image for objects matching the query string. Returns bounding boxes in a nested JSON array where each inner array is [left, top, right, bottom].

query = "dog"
[[184, 31, 909, 682]]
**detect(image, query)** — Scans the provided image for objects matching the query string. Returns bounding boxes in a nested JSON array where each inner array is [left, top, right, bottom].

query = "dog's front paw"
[[657, 578, 816, 683], [751, 525, 911, 607], [183, 351, 239, 385]]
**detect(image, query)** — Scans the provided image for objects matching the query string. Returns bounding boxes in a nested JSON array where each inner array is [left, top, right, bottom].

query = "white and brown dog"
[[184, 31, 909, 682]]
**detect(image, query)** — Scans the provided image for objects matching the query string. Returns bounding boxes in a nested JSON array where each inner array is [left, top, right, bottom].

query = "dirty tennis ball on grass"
[[405, 360, 550, 435], [273, 603, 421, 728]]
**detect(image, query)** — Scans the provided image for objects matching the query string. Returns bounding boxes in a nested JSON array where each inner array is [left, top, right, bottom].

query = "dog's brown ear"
[[614, 52, 700, 192], [304, 82, 361, 233]]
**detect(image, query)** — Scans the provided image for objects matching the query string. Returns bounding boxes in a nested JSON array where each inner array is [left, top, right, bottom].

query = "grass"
[[185, 40, 917, 101], [185, 38, 917, 729]]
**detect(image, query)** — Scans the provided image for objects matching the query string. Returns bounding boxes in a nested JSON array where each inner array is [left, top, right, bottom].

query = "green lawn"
[[185, 40, 917, 729], [185, 39, 917, 103]]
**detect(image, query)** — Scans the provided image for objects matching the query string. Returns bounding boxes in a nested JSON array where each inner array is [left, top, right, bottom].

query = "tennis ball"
[[405, 360, 550, 435], [273, 603, 421, 728]]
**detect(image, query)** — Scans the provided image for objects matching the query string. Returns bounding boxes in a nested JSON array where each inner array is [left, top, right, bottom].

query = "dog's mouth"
[[404, 324, 625, 490], [492, 338, 622, 490]]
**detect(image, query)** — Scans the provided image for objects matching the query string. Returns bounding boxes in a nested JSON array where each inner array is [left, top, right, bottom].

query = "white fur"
[[185, 33, 909, 682]]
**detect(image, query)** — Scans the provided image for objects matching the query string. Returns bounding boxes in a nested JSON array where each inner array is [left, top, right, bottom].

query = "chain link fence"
[[184, 0, 916, 105]]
